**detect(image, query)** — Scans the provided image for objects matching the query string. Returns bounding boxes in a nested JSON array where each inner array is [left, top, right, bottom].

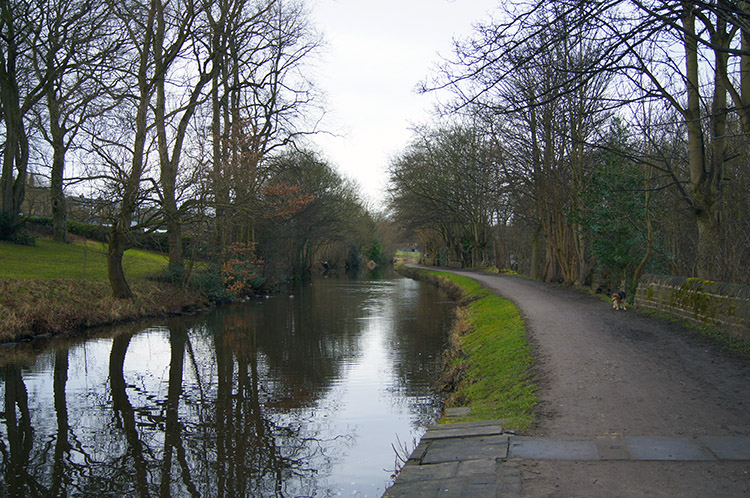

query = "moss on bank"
[[397, 266, 537, 432]]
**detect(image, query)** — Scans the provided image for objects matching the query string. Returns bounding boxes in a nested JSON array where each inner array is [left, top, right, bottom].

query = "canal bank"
[[388, 266, 750, 497]]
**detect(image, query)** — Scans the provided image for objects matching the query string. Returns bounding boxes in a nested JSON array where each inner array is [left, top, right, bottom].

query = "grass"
[[393, 250, 420, 264], [398, 266, 538, 432], [0, 278, 205, 343], [0, 237, 168, 281], [0, 237, 204, 343]]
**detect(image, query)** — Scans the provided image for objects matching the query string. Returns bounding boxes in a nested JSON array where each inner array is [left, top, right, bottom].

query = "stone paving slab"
[[509, 437, 600, 460], [595, 435, 630, 460], [422, 435, 509, 464], [383, 421, 750, 497], [457, 458, 499, 477], [699, 436, 750, 460], [422, 420, 505, 440], [396, 461, 460, 482], [625, 436, 716, 461], [383, 477, 499, 498], [426, 419, 507, 431]]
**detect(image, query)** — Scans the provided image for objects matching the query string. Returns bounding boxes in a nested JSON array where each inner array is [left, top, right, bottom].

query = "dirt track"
[[436, 268, 750, 496]]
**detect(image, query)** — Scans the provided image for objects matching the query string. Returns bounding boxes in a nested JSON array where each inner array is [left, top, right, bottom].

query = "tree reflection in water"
[[1, 364, 34, 497], [0, 275, 451, 496]]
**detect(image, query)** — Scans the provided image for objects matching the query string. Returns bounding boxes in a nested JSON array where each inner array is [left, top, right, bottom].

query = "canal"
[[0, 270, 454, 497]]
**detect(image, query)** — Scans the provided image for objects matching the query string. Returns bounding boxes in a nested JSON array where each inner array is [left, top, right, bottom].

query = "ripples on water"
[[0, 271, 454, 497]]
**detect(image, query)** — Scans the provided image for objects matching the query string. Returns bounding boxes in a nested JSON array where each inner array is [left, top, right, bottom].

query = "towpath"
[[385, 267, 750, 497]]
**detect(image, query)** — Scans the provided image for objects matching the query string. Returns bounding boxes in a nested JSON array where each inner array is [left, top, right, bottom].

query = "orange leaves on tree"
[[262, 183, 315, 221]]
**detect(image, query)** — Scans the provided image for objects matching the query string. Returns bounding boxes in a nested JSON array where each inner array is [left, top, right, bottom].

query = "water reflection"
[[0, 272, 453, 497]]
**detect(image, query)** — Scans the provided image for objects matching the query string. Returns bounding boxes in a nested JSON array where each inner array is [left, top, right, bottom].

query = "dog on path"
[[611, 291, 627, 310]]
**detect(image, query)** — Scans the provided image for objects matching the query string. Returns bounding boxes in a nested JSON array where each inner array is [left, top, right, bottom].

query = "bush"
[[190, 265, 233, 303], [153, 264, 186, 285], [222, 243, 265, 298], [0, 212, 36, 245], [151, 263, 233, 303], [10, 230, 36, 246], [67, 220, 109, 242]]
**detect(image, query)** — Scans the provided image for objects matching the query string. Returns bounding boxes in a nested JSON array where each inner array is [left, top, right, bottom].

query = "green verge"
[[399, 266, 537, 432]]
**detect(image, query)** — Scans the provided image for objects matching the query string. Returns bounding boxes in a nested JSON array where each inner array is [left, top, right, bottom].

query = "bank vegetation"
[[0, 237, 208, 343], [398, 266, 537, 432]]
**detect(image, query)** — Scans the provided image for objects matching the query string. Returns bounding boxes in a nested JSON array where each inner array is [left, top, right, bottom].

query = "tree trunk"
[[108, 227, 132, 299], [48, 90, 67, 242], [683, 5, 724, 280], [633, 165, 654, 285], [105, 2, 155, 299], [0, 95, 28, 226], [695, 211, 722, 280], [530, 226, 542, 280], [0, 6, 30, 226]]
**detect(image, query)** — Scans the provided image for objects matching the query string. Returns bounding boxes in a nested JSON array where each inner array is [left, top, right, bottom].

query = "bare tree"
[[426, 2, 611, 283], [153, 0, 214, 270], [0, 0, 46, 229], [209, 0, 321, 250], [99, 0, 161, 298], [389, 122, 503, 268], [430, 0, 750, 281], [30, 0, 119, 242]]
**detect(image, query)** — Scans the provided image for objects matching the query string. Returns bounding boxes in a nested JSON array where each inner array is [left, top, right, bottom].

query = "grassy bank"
[[0, 238, 206, 343], [0, 237, 166, 280], [398, 266, 537, 432]]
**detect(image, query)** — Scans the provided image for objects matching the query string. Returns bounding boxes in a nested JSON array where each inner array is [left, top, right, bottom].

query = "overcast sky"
[[309, 0, 499, 209]]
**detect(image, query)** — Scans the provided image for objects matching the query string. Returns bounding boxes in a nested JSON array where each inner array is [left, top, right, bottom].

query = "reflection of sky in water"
[[0, 274, 453, 497]]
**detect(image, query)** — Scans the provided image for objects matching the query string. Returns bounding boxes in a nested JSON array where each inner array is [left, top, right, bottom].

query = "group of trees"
[[1, 0, 376, 298], [389, 124, 505, 269], [390, 0, 749, 287]]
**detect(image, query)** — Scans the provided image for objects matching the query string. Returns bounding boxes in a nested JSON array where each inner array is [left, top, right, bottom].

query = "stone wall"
[[635, 274, 750, 341]]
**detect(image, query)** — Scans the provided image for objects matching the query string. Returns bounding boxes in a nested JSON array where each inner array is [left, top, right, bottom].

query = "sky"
[[309, 0, 499, 209]]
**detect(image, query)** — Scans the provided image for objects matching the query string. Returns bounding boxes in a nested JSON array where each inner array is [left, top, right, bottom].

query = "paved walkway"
[[384, 420, 750, 497]]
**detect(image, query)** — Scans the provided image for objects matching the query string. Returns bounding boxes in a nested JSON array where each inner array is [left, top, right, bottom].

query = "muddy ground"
[[441, 269, 749, 497]]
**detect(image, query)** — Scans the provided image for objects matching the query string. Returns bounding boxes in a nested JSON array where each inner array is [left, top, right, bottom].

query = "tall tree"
[[209, 0, 320, 250], [0, 0, 46, 229], [100, 0, 161, 298], [152, 0, 213, 270], [32, 0, 118, 242], [426, 3, 610, 282], [389, 122, 502, 268]]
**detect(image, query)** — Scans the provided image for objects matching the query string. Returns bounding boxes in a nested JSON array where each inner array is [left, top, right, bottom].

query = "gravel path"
[[425, 268, 750, 496]]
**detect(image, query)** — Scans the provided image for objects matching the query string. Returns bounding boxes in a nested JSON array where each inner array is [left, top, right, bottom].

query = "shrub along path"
[[390, 266, 750, 497]]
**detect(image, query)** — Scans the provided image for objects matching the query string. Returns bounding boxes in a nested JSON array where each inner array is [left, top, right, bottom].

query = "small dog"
[[611, 291, 627, 310]]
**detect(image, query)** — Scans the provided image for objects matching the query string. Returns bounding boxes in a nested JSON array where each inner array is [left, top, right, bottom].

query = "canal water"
[[0, 270, 454, 497]]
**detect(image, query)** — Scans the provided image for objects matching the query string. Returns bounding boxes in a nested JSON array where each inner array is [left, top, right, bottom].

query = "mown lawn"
[[0, 238, 168, 281]]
